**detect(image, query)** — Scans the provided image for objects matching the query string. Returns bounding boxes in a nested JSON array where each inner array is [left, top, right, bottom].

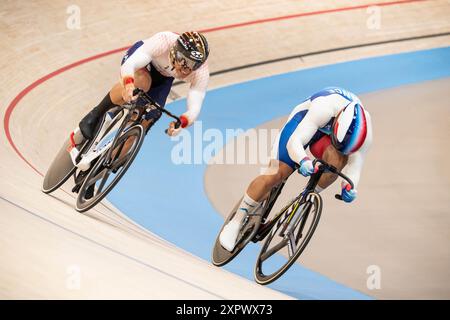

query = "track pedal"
[[71, 184, 81, 194]]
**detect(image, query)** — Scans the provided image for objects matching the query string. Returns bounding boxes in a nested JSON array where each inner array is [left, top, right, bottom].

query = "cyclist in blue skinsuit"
[[220, 87, 373, 252]]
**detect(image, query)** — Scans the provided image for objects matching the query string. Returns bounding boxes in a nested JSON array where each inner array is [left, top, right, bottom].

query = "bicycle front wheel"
[[254, 192, 322, 285], [75, 125, 144, 212]]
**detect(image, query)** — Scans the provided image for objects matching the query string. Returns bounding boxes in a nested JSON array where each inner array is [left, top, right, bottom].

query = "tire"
[[75, 125, 144, 212], [254, 192, 322, 285], [41, 110, 121, 194], [42, 138, 91, 194]]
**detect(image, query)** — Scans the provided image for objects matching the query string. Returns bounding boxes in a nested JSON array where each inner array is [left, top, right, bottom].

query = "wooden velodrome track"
[[1, 0, 449, 298]]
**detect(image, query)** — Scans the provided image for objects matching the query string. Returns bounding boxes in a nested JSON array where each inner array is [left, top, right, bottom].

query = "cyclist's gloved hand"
[[298, 157, 317, 177], [121, 77, 137, 103], [167, 116, 189, 137], [341, 183, 357, 203], [167, 121, 182, 137]]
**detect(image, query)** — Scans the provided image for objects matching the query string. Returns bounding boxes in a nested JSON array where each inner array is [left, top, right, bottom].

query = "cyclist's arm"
[[341, 111, 373, 188], [120, 31, 176, 84], [286, 96, 335, 164], [180, 63, 210, 128]]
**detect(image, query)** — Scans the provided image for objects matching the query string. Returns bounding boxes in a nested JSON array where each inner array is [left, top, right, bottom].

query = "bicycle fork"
[[279, 168, 323, 243], [280, 197, 313, 257]]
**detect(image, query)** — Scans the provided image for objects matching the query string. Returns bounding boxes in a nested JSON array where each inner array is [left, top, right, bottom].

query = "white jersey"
[[120, 31, 210, 126], [273, 87, 373, 188]]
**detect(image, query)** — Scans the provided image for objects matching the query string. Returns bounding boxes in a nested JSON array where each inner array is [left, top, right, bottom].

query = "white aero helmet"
[[331, 101, 368, 155]]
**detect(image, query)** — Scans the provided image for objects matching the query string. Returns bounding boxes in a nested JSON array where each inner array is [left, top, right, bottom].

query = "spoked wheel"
[[42, 138, 91, 194], [75, 125, 144, 212], [254, 192, 322, 285], [212, 197, 264, 267]]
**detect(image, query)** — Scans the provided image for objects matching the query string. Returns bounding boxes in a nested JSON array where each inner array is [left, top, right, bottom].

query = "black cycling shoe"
[[79, 109, 101, 140]]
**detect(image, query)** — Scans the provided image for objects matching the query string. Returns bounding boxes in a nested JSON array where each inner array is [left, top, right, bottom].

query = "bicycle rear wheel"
[[211, 197, 263, 267], [42, 138, 91, 194], [212, 182, 285, 267], [254, 192, 322, 285], [75, 125, 144, 212]]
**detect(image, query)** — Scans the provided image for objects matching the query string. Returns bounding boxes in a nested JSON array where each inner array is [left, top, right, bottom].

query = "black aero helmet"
[[170, 31, 209, 71]]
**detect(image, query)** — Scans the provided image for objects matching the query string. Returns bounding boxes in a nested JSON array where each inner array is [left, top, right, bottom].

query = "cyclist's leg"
[[219, 163, 294, 251], [78, 92, 117, 140], [219, 122, 296, 251], [76, 68, 151, 145], [238, 109, 303, 212], [112, 66, 173, 162], [111, 67, 152, 105], [309, 135, 348, 190], [318, 145, 348, 190], [247, 160, 293, 202], [229, 160, 293, 222], [79, 68, 151, 139], [233, 121, 299, 222], [78, 40, 152, 140]]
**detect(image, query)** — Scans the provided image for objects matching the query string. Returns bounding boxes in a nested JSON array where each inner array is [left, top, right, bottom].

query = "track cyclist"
[[219, 87, 373, 252], [68, 31, 210, 197]]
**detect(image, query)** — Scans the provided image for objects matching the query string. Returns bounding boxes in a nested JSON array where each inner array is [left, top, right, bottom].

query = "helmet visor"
[[175, 50, 202, 71]]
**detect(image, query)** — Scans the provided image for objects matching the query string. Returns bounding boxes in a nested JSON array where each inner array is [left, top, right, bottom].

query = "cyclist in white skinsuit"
[[68, 31, 210, 199], [220, 87, 373, 252], [72, 31, 210, 143]]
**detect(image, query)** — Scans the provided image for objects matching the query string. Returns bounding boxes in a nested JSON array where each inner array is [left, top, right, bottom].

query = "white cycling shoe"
[[219, 219, 242, 252]]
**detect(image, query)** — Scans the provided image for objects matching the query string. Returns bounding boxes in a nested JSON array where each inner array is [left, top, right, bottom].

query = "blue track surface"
[[107, 47, 450, 299]]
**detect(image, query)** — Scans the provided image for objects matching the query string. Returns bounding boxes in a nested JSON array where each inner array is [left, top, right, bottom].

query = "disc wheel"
[[42, 138, 91, 194], [211, 197, 263, 267]]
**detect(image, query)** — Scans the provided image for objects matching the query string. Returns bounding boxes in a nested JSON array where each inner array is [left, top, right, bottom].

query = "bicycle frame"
[[252, 159, 354, 243], [72, 89, 181, 187], [252, 187, 303, 243], [102, 108, 134, 168], [92, 90, 181, 166]]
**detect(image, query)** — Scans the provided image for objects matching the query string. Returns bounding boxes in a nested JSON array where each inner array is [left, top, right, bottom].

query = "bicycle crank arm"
[[77, 139, 113, 171]]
